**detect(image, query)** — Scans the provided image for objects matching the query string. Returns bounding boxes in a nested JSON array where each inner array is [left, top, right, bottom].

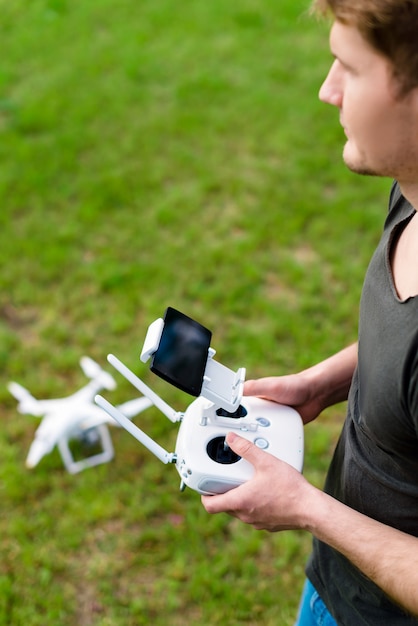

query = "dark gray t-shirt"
[[306, 182, 418, 625]]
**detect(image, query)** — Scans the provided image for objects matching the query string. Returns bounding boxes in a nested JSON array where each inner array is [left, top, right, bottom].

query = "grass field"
[[0, 1, 390, 624]]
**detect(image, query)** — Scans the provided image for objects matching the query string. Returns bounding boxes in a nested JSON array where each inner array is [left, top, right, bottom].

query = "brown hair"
[[311, 0, 418, 95]]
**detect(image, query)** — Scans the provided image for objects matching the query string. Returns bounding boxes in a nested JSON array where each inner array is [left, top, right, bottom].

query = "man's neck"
[[398, 181, 418, 211]]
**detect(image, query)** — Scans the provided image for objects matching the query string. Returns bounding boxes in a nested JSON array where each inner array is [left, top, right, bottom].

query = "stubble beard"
[[342, 141, 384, 178]]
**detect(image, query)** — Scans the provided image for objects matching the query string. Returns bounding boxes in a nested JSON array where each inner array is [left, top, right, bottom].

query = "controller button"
[[256, 417, 271, 427], [254, 437, 269, 450]]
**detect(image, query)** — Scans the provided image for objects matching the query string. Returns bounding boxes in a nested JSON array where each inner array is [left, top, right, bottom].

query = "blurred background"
[[1, 1, 389, 624]]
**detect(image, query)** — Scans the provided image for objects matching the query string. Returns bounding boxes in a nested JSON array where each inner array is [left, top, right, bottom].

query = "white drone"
[[8, 356, 152, 474]]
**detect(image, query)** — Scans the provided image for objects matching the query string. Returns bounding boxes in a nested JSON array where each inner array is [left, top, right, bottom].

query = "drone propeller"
[[79, 356, 116, 391], [7, 382, 43, 415]]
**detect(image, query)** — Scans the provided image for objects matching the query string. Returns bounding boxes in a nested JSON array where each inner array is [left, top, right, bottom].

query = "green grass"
[[0, 1, 390, 624]]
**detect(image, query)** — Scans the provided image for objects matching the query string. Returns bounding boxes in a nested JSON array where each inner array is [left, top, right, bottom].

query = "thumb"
[[226, 431, 264, 466], [243, 377, 278, 401]]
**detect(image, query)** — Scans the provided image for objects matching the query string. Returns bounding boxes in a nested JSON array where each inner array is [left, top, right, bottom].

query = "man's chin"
[[342, 145, 379, 177]]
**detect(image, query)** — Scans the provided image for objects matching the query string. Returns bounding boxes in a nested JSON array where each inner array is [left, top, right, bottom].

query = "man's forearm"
[[202, 406, 418, 616], [304, 486, 418, 616], [302, 342, 358, 411]]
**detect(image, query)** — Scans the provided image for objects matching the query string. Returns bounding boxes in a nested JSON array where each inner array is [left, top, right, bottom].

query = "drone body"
[[8, 356, 152, 474]]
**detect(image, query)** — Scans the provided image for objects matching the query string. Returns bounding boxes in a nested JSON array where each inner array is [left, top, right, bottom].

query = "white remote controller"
[[96, 355, 304, 495], [95, 308, 304, 495], [174, 395, 303, 494]]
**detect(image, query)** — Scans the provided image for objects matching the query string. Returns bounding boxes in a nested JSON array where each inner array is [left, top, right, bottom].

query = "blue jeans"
[[295, 579, 338, 626]]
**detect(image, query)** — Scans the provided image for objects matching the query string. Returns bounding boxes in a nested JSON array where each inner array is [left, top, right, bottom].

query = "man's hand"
[[244, 375, 324, 425], [243, 343, 358, 424], [201, 431, 314, 531]]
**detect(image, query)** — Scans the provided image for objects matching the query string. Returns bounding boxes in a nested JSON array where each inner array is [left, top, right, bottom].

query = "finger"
[[225, 431, 264, 466], [201, 435, 265, 514], [243, 377, 276, 399], [201, 489, 241, 514]]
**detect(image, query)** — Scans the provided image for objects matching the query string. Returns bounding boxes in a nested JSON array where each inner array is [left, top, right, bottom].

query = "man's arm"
[[202, 434, 418, 616]]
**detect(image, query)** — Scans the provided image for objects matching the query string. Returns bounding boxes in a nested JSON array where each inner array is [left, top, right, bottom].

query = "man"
[[201, 1, 418, 624]]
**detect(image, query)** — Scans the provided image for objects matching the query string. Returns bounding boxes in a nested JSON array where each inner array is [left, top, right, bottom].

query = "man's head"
[[312, 1, 418, 184], [312, 0, 418, 96]]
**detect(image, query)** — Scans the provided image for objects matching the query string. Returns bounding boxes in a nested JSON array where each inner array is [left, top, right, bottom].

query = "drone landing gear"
[[57, 424, 114, 474]]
